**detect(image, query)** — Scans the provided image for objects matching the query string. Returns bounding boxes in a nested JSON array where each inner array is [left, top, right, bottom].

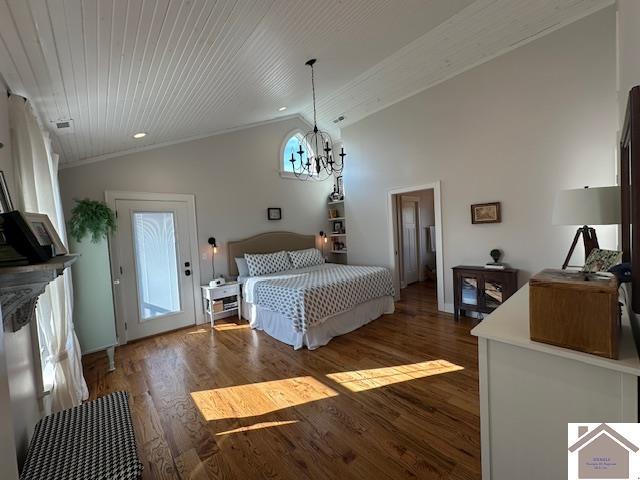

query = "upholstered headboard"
[[227, 231, 316, 276]]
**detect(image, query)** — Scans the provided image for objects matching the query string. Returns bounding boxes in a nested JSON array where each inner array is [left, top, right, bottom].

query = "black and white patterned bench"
[[20, 391, 143, 480]]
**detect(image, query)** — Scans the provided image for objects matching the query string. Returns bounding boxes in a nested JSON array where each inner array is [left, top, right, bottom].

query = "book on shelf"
[[485, 263, 506, 270]]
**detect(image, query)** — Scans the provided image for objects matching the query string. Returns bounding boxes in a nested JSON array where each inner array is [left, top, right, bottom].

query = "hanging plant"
[[68, 198, 117, 243]]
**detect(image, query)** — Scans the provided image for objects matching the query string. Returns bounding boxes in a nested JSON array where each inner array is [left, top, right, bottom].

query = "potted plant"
[[68, 199, 116, 243]]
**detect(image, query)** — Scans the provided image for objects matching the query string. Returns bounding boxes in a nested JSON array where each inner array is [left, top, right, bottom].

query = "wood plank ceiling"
[[0, 0, 613, 166]]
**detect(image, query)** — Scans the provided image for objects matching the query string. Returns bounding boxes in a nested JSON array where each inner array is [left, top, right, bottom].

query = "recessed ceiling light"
[[132, 132, 147, 139], [278, 106, 287, 112]]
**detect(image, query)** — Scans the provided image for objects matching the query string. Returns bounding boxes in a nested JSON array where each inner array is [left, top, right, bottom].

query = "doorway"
[[106, 192, 202, 343], [388, 182, 444, 311]]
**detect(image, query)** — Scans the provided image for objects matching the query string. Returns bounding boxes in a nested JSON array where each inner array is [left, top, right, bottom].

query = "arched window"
[[280, 131, 314, 177]]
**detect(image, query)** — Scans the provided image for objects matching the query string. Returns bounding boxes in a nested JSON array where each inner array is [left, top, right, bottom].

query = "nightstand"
[[201, 282, 242, 327]]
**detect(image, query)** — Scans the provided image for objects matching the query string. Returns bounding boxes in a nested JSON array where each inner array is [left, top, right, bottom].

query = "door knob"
[[185, 269, 191, 276]]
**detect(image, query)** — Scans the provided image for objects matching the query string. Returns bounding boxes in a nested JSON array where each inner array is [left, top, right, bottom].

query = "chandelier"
[[289, 59, 345, 180]]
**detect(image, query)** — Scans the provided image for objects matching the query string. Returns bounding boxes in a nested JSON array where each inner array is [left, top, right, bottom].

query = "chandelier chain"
[[310, 62, 317, 127]]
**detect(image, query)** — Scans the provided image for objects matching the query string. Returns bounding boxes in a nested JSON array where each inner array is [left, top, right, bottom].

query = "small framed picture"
[[328, 209, 340, 219], [336, 176, 344, 195], [0, 211, 50, 263], [23, 212, 68, 255], [0, 171, 14, 213], [471, 202, 501, 224], [333, 220, 343, 233], [267, 207, 282, 221]]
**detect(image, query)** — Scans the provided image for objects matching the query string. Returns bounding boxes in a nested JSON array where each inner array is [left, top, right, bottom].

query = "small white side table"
[[201, 282, 241, 328]]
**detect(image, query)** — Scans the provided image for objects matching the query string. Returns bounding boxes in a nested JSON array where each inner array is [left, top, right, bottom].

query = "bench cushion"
[[20, 391, 143, 480]]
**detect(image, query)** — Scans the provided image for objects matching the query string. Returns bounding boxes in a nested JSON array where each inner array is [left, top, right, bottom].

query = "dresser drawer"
[[210, 285, 239, 300]]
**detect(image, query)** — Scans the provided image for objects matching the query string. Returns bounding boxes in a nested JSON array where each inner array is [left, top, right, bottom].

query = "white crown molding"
[[60, 113, 314, 170]]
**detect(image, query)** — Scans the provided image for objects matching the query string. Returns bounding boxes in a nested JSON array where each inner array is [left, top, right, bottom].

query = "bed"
[[228, 232, 395, 350]]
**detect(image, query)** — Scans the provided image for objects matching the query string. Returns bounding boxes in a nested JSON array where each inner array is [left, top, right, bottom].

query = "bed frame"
[[227, 231, 316, 276]]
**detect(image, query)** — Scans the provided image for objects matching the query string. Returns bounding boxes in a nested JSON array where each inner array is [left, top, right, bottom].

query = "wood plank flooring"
[[83, 282, 481, 479]]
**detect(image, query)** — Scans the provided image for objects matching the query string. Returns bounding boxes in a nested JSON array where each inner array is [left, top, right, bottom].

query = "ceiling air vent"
[[333, 115, 345, 124], [51, 118, 75, 134]]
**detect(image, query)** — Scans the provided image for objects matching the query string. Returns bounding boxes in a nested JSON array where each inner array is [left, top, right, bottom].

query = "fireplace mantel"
[[0, 255, 78, 332]]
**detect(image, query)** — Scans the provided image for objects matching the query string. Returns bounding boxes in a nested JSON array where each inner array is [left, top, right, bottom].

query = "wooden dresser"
[[452, 265, 518, 320]]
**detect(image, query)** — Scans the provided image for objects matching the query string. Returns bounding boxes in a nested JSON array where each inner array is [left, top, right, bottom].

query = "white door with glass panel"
[[114, 199, 196, 341]]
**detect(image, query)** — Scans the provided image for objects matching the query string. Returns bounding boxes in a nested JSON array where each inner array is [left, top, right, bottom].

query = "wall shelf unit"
[[327, 194, 347, 263]]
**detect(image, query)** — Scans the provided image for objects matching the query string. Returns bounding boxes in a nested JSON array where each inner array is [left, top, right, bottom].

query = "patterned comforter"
[[244, 264, 395, 333]]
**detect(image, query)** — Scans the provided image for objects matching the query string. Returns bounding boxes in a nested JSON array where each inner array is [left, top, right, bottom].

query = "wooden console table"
[[452, 265, 518, 320], [0, 255, 78, 332]]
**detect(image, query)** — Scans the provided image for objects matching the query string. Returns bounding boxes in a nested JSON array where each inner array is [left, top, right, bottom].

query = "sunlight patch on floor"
[[191, 376, 338, 421], [213, 323, 251, 331], [326, 360, 464, 392], [216, 420, 299, 435], [186, 328, 209, 335]]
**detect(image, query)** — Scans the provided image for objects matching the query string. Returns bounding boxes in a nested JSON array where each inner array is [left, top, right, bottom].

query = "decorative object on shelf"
[[289, 59, 345, 180], [23, 212, 68, 256], [333, 220, 343, 233], [328, 208, 340, 219], [337, 176, 344, 195], [329, 185, 343, 202], [582, 248, 622, 273], [68, 198, 117, 243], [334, 241, 346, 251], [0, 211, 51, 264], [267, 207, 282, 220], [471, 202, 501, 224], [552, 186, 620, 270], [0, 171, 13, 213], [485, 248, 505, 270]]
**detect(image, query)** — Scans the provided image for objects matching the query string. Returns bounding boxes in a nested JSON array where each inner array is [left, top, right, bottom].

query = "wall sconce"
[[319, 231, 328, 258], [208, 237, 217, 278]]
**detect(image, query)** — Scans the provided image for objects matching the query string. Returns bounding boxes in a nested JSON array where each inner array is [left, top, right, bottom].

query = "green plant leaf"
[[68, 198, 117, 243]]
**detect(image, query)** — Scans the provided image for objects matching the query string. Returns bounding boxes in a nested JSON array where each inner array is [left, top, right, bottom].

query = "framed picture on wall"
[[471, 202, 501, 224], [267, 207, 282, 221], [336, 176, 344, 195], [23, 212, 68, 255]]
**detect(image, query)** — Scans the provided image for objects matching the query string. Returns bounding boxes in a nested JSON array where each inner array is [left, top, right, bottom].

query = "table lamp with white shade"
[[552, 186, 620, 269]]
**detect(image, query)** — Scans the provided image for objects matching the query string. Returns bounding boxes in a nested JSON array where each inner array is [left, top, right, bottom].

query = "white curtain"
[[8, 95, 88, 412]]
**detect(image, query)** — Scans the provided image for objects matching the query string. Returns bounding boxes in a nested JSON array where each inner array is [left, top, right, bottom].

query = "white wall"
[[59, 116, 331, 283], [0, 82, 40, 476], [618, 0, 640, 124], [342, 7, 618, 310]]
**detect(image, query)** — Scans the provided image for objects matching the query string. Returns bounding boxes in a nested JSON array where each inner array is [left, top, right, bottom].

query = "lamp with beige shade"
[[552, 186, 620, 269]]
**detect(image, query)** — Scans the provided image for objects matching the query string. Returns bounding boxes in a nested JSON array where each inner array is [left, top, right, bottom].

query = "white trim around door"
[[105, 191, 204, 344], [386, 181, 445, 312]]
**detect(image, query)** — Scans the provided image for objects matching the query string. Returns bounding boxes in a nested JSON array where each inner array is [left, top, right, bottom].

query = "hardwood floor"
[[83, 282, 481, 479]]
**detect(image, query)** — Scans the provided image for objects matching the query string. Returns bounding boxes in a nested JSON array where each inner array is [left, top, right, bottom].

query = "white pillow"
[[245, 251, 292, 276], [235, 257, 249, 277], [289, 248, 324, 269]]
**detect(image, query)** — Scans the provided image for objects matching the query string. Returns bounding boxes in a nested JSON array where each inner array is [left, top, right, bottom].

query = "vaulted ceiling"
[[0, 0, 613, 167]]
